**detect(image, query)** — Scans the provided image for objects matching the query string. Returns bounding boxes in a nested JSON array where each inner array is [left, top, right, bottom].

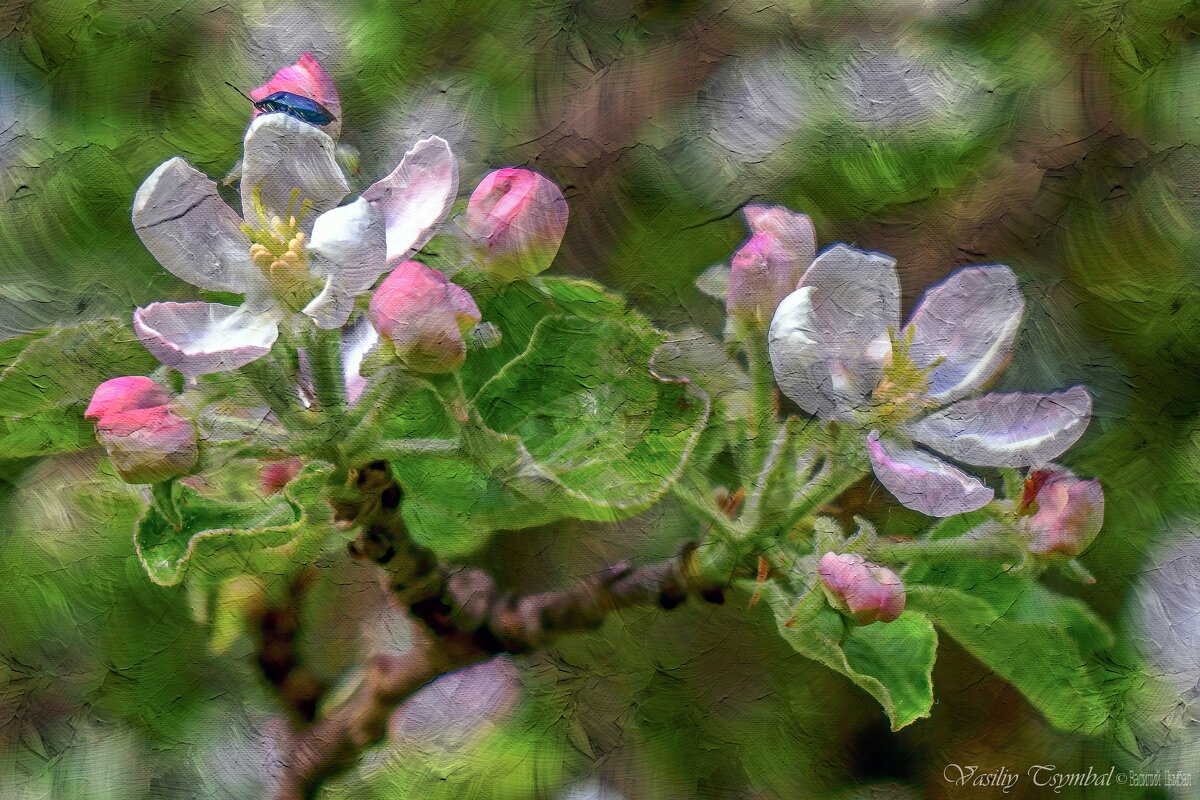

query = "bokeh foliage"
[[2, 0, 1199, 797]]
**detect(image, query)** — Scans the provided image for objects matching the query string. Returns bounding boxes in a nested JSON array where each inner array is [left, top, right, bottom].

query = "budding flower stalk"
[[85, 377, 198, 484], [1020, 467, 1105, 557], [817, 552, 906, 624], [465, 168, 568, 282], [369, 261, 482, 374]]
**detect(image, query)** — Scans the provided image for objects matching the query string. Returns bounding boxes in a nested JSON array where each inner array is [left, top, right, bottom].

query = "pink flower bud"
[[85, 376, 171, 419], [817, 552, 906, 624], [369, 261, 482, 373], [727, 205, 815, 323], [250, 52, 342, 135], [260, 457, 304, 495], [464, 168, 568, 282], [86, 378, 197, 484], [1021, 467, 1105, 557]]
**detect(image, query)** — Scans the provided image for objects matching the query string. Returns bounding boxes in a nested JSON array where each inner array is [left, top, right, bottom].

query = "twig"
[[270, 462, 723, 800]]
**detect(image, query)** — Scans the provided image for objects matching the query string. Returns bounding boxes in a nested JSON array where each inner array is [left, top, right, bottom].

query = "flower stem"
[[305, 327, 346, 422], [243, 355, 313, 432], [868, 531, 1023, 563]]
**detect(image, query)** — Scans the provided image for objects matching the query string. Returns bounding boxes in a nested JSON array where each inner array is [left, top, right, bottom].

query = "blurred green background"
[[2, 0, 1200, 797]]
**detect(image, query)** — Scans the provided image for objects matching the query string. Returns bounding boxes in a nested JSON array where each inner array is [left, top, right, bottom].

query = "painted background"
[[1, 1, 1199, 798]]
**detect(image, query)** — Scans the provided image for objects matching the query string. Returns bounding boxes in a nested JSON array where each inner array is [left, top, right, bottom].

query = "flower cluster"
[[90, 53, 568, 480], [714, 202, 1104, 623]]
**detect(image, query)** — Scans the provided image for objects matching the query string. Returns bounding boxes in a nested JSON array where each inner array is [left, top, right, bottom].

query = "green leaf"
[[907, 565, 1115, 733], [134, 465, 331, 587], [473, 315, 711, 521], [459, 277, 649, 396], [764, 583, 937, 731], [0, 319, 159, 459], [393, 456, 560, 559]]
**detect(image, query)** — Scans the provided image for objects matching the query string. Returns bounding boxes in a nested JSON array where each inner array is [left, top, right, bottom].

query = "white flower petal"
[[902, 386, 1092, 467], [134, 301, 280, 377], [866, 431, 994, 517], [341, 315, 379, 404], [307, 198, 388, 290], [361, 136, 458, 264], [132, 158, 256, 294], [301, 198, 387, 329], [768, 245, 900, 419], [241, 114, 349, 229], [904, 265, 1024, 403]]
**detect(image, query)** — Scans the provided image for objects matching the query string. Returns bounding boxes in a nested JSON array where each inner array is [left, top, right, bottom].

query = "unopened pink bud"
[[727, 205, 815, 323], [369, 261, 482, 373], [260, 457, 304, 495], [87, 378, 197, 484], [1021, 467, 1104, 557], [817, 552, 906, 624], [85, 376, 171, 420], [464, 168, 568, 282], [250, 52, 342, 135]]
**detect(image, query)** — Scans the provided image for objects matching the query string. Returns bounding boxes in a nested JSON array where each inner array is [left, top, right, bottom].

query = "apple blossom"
[[464, 168, 568, 282], [726, 205, 815, 324], [85, 377, 198, 484], [817, 551, 906, 624], [1020, 466, 1105, 557], [132, 56, 458, 377], [369, 261, 481, 373], [769, 244, 1092, 517]]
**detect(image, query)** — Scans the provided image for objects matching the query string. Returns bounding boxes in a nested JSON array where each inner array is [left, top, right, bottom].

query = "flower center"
[[872, 326, 943, 423], [242, 186, 320, 311]]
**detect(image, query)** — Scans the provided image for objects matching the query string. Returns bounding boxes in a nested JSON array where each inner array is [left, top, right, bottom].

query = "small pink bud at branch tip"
[[464, 168, 568, 282], [726, 205, 815, 324], [1021, 466, 1105, 557], [86, 377, 198, 485], [369, 261, 481, 374], [817, 552, 905, 625]]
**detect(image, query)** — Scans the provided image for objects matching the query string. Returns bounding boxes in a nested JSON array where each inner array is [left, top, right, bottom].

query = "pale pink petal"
[[903, 265, 1024, 403], [866, 431, 994, 517], [302, 197, 388, 329], [768, 245, 899, 420], [133, 158, 258, 295], [134, 302, 280, 377], [361, 136, 458, 264], [902, 386, 1092, 468], [240, 114, 349, 230], [341, 315, 379, 404]]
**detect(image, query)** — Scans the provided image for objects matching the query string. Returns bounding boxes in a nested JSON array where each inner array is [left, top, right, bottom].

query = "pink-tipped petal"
[[361, 136, 459, 265], [903, 265, 1025, 403], [134, 302, 280, 377], [95, 406, 198, 484], [768, 245, 900, 420], [902, 386, 1092, 468], [866, 431, 994, 518], [726, 206, 816, 324], [463, 167, 568, 282]]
